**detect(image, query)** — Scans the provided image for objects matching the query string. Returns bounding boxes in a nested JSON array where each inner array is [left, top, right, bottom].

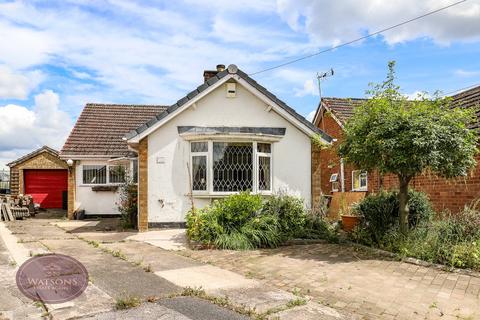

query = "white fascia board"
[[127, 74, 234, 144], [59, 155, 116, 160], [234, 76, 331, 144], [319, 102, 345, 129]]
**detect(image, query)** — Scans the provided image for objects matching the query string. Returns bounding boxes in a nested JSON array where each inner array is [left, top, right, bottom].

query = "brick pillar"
[[18, 169, 24, 194], [311, 142, 322, 208], [138, 138, 148, 232], [67, 164, 76, 220]]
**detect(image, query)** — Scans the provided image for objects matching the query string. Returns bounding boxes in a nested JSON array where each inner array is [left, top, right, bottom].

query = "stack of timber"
[[0, 195, 31, 221]]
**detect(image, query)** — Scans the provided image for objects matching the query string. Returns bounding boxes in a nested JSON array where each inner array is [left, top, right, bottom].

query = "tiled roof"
[[320, 86, 480, 126], [452, 86, 480, 129], [126, 64, 332, 143], [60, 104, 166, 157], [7, 146, 59, 167], [321, 97, 367, 125]]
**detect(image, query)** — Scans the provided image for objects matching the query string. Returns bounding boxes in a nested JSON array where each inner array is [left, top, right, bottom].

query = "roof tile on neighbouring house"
[[321, 97, 367, 125], [319, 86, 480, 127], [452, 86, 480, 129], [60, 103, 167, 157]]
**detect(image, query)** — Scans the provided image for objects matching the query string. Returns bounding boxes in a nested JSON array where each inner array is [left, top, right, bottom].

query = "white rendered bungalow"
[[61, 64, 332, 230]]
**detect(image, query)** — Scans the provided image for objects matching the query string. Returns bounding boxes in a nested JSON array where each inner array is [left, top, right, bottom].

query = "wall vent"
[[226, 83, 236, 98]]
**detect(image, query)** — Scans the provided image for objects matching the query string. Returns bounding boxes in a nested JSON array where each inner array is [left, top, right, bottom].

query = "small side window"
[[352, 170, 367, 191]]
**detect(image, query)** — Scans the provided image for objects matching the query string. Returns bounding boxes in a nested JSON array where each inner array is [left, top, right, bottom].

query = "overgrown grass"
[[115, 294, 141, 310], [352, 195, 480, 270]]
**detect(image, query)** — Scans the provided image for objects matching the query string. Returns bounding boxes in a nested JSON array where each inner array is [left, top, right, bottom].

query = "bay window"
[[190, 141, 272, 194]]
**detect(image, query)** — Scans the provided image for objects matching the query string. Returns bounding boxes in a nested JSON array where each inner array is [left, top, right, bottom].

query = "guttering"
[[59, 154, 125, 160]]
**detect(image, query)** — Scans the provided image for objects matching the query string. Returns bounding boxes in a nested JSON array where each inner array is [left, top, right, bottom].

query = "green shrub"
[[352, 189, 434, 246], [186, 192, 338, 250], [370, 207, 480, 270], [214, 192, 263, 233], [262, 194, 306, 238]]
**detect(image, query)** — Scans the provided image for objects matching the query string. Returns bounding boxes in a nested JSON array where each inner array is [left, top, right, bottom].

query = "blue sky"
[[0, 0, 479, 167]]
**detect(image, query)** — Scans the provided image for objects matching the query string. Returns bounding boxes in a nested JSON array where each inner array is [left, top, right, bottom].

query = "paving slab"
[[127, 229, 187, 250], [214, 286, 297, 314], [42, 238, 182, 299], [100, 241, 202, 271], [77, 302, 190, 320], [155, 265, 257, 291], [273, 302, 349, 320], [158, 297, 249, 320], [0, 227, 44, 319]]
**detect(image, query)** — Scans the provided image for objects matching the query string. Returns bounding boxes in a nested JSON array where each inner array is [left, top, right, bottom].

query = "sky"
[[0, 0, 480, 168]]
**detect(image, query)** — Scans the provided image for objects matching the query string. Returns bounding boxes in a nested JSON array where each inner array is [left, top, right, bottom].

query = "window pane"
[[257, 143, 271, 153], [109, 165, 126, 184], [192, 156, 207, 191], [191, 142, 208, 153], [213, 142, 253, 192], [258, 156, 271, 191], [132, 159, 138, 183], [360, 172, 368, 188], [83, 165, 106, 184]]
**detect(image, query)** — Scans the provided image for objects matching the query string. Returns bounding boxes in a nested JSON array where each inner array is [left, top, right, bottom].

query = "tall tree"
[[339, 61, 478, 233]]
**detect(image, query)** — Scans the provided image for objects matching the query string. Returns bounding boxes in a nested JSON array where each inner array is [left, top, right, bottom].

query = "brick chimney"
[[203, 64, 226, 82]]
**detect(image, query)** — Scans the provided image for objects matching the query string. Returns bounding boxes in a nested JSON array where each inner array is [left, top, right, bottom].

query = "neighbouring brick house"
[[7, 146, 68, 209], [312, 86, 480, 213], [61, 64, 332, 230]]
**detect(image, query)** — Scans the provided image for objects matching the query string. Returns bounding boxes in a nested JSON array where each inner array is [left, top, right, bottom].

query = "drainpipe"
[[340, 158, 345, 192]]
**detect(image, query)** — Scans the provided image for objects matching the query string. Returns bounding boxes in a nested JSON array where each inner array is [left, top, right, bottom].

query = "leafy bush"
[[352, 189, 434, 245], [117, 180, 138, 229], [186, 192, 338, 250], [357, 202, 480, 270], [261, 194, 306, 239]]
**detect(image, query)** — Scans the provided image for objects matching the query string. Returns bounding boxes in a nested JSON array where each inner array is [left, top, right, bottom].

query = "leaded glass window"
[[191, 141, 208, 191], [213, 142, 253, 192], [192, 156, 207, 191], [189, 141, 272, 193]]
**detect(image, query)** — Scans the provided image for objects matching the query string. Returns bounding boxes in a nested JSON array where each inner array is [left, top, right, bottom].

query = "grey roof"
[[125, 64, 332, 143], [177, 126, 286, 136], [7, 146, 60, 167]]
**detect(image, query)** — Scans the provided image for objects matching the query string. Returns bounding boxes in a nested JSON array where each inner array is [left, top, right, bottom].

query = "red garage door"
[[24, 170, 68, 209]]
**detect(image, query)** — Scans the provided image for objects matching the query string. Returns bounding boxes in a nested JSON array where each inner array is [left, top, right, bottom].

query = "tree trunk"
[[398, 175, 411, 234]]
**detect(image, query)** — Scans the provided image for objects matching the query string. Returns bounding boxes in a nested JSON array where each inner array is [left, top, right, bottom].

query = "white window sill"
[[191, 192, 272, 198], [79, 184, 124, 187], [351, 189, 368, 192]]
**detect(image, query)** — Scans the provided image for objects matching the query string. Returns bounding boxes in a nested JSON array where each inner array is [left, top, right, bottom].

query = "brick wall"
[[67, 163, 76, 219], [137, 138, 148, 232], [316, 110, 480, 213], [369, 165, 480, 213]]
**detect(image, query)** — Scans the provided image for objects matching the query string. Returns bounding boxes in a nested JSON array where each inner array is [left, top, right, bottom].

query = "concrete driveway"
[[0, 215, 347, 320]]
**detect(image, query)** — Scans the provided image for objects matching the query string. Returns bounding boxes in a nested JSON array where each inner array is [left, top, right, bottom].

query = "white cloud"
[[294, 79, 318, 97], [454, 69, 480, 78], [276, 0, 480, 45], [0, 90, 72, 167], [306, 109, 317, 121], [0, 66, 43, 99]]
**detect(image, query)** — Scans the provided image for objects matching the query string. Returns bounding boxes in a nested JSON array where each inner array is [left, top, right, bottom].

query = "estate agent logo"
[[16, 254, 88, 304]]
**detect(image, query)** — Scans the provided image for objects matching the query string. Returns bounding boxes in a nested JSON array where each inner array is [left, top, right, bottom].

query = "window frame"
[[191, 142, 209, 194], [351, 170, 368, 191], [190, 140, 273, 196], [81, 164, 128, 186]]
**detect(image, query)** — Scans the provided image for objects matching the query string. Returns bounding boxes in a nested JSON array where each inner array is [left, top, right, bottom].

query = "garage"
[[24, 169, 68, 208], [7, 146, 68, 209]]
